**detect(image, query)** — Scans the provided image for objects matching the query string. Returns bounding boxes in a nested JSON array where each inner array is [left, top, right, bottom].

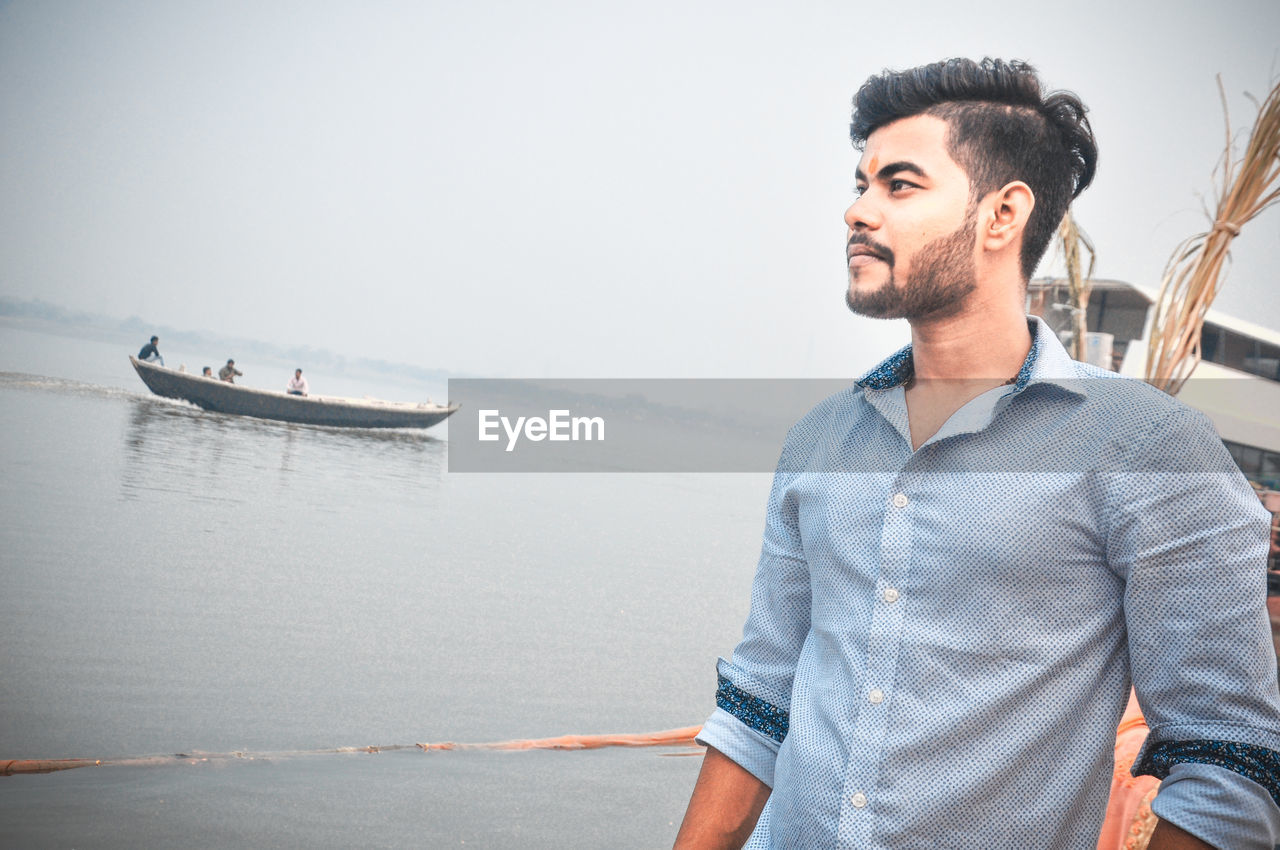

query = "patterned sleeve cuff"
[[696, 708, 781, 789], [1148, 762, 1280, 850], [1134, 739, 1280, 807], [716, 673, 789, 743]]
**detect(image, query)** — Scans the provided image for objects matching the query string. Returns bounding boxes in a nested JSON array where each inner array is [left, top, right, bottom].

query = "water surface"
[[0, 325, 772, 847]]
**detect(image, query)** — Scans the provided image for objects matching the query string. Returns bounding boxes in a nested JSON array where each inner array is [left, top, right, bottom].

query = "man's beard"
[[845, 207, 978, 321]]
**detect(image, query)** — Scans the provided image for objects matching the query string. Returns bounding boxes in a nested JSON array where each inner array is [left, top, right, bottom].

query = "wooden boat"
[[129, 356, 458, 430]]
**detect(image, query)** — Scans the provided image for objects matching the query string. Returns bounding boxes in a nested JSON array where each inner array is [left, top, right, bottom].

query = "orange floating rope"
[[418, 726, 702, 752], [1, 726, 705, 775], [1, 758, 101, 775]]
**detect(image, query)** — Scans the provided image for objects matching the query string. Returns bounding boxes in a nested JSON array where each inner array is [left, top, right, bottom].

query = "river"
[[0, 322, 772, 848]]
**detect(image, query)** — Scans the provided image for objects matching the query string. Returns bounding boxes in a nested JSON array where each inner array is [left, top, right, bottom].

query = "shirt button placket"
[[840, 482, 911, 845]]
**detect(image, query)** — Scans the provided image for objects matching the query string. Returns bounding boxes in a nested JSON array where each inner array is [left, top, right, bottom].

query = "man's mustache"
[[847, 233, 894, 268]]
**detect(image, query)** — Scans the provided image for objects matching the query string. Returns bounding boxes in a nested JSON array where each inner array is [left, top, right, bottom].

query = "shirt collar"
[[855, 315, 1085, 396]]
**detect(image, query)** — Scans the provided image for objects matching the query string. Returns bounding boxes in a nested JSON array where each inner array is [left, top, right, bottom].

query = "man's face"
[[844, 114, 978, 320]]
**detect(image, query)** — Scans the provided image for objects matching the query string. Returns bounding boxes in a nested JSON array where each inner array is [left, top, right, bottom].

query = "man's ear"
[[980, 181, 1035, 252]]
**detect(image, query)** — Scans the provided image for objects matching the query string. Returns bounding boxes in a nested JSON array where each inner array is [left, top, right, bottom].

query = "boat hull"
[[129, 357, 457, 430]]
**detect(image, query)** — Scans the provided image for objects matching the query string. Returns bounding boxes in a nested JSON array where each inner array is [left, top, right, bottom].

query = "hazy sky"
[[2, 0, 1278, 378]]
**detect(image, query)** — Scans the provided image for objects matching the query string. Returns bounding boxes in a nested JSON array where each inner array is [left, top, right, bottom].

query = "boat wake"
[[0, 370, 149, 403]]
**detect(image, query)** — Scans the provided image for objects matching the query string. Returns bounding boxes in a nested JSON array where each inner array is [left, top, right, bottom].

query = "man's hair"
[[849, 57, 1097, 281]]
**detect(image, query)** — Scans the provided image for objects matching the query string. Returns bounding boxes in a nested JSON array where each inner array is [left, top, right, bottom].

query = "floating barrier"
[[0, 758, 102, 775], [418, 725, 701, 751], [0, 726, 703, 776]]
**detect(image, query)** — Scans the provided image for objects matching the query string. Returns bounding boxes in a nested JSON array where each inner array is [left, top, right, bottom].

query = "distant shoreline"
[[0, 296, 459, 387]]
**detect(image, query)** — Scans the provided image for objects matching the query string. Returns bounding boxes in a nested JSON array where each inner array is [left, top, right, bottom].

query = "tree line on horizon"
[[0, 295, 453, 384]]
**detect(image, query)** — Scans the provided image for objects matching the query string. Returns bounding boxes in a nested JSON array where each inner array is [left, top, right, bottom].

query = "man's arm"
[[679, 429, 816, 846], [1114, 406, 1280, 849], [673, 746, 770, 850], [1148, 820, 1214, 850]]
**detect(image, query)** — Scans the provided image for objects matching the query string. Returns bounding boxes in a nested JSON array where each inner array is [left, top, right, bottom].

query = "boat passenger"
[[218, 359, 243, 383], [286, 368, 309, 397], [201, 366, 213, 377], [137, 336, 163, 365]]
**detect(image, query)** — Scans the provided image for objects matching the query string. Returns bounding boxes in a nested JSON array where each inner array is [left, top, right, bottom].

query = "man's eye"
[[888, 179, 912, 192], [853, 185, 866, 197]]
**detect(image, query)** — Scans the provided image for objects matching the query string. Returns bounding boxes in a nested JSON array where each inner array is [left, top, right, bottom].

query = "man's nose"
[[844, 195, 881, 231]]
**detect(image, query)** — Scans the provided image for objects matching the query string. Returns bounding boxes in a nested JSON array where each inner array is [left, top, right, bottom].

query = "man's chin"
[[845, 283, 904, 320]]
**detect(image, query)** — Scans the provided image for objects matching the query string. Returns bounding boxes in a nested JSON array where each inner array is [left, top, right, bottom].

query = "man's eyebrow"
[[854, 160, 929, 184]]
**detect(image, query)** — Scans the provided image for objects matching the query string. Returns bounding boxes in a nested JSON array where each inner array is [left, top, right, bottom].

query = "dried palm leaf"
[[1058, 210, 1097, 362], [1146, 77, 1280, 395]]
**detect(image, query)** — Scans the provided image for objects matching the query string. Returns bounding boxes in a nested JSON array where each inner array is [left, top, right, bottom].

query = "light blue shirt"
[[699, 317, 1280, 849]]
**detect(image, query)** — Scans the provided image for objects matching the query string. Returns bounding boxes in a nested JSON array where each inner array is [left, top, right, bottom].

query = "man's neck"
[[907, 292, 1031, 383], [900, 291, 1032, 452]]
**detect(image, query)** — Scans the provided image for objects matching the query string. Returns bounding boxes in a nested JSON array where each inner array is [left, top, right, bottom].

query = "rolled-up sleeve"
[[697, 444, 811, 788], [1111, 406, 1280, 849]]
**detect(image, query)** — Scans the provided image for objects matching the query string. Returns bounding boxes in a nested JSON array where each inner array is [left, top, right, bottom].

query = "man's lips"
[[847, 245, 886, 266]]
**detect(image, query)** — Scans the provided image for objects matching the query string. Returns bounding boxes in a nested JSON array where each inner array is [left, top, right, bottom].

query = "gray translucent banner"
[[445, 378, 1276, 474]]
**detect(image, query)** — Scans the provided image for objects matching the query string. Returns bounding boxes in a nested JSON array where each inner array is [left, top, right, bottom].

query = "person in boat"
[[137, 336, 163, 365], [676, 58, 1280, 850], [286, 368, 309, 397], [218, 359, 243, 383], [201, 366, 213, 377]]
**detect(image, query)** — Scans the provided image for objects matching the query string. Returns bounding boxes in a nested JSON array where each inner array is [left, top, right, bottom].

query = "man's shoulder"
[[1062, 367, 1209, 433], [776, 383, 872, 460], [793, 382, 866, 424], [1040, 368, 1236, 476]]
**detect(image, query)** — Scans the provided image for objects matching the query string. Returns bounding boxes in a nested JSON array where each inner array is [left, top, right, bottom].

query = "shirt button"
[[891, 492, 908, 508], [883, 587, 899, 603], [868, 689, 885, 704], [851, 792, 868, 808]]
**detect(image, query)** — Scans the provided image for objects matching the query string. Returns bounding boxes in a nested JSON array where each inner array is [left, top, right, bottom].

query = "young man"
[[676, 58, 1280, 849], [286, 368, 309, 396], [218, 359, 242, 383], [137, 335, 163, 365]]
